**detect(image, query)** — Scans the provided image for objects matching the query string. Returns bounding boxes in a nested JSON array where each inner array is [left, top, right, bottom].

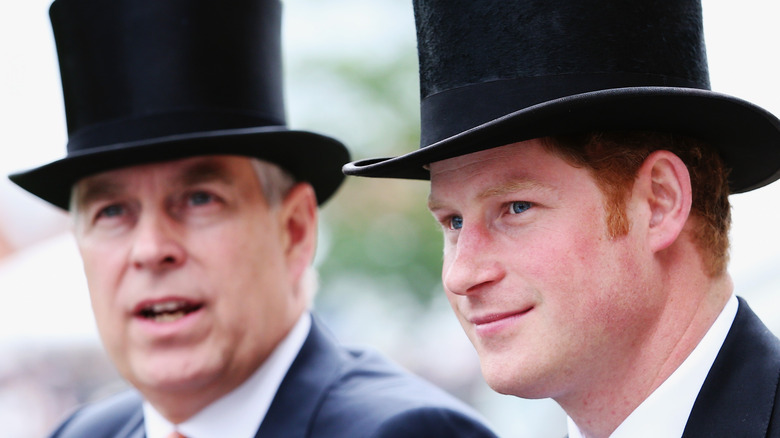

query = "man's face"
[[72, 155, 310, 408], [428, 140, 661, 401]]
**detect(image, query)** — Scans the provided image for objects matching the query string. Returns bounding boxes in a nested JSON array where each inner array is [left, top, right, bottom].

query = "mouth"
[[135, 299, 204, 323], [470, 307, 533, 330]]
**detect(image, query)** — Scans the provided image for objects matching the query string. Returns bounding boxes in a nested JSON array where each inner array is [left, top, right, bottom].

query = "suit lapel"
[[682, 297, 780, 437], [117, 408, 145, 438], [254, 315, 346, 438]]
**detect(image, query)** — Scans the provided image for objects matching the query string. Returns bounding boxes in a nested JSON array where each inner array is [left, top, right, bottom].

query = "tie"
[[166, 432, 187, 438]]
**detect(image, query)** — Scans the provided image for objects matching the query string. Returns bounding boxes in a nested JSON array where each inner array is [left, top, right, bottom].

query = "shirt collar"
[[143, 312, 311, 438], [568, 294, 738, 438]]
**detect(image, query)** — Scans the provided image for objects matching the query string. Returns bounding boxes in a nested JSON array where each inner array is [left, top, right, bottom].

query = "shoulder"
[[48, 389, 143, 438], [723, 297, 780, 368], [684, 297, 780, 436], [279, 316, 497, 437], [312, 346, 497, 437], [367, 404, 499, 438]]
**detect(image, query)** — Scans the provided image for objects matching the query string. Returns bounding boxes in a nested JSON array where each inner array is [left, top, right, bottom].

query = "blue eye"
[[188, 191, 214, 206], [450, 216, 463, 230], [510, 201, 532, 214], [97, 204, 125, 218]]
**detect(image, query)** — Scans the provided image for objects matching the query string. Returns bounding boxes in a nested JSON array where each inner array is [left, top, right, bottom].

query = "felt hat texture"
[[343, 0, 780, 194], [10, 0, 350, 208]]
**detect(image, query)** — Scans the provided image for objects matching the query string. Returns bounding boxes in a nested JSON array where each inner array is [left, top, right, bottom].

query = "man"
[[9, 0, 498, 437], [345, 0, 780, 436]]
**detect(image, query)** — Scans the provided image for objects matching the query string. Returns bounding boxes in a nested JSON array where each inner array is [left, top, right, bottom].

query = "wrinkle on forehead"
[[72, 156, 242, 212]]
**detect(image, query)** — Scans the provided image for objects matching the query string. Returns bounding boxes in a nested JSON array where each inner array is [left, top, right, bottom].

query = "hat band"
[[67, 110, 285, 153], [419, 72, 709, 147]]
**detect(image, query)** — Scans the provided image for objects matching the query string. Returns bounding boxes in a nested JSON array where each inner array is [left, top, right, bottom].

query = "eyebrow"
[[476, 179, 554, 200], [74, 159, 237, 210], [74, 178, 125, 212], [428, 179, 554, 211]]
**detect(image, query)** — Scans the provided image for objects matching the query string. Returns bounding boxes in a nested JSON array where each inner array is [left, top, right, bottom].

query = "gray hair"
[[251, 158, 319, 305], [251, 158, 296, 207]]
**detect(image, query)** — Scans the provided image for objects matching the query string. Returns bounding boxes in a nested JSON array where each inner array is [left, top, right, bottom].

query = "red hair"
[[544, 132, 731, 276]]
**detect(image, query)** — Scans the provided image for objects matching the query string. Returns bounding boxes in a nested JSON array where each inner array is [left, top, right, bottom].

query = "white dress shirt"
[[143, 312, 311, 438], [568, 294, 738, 438]]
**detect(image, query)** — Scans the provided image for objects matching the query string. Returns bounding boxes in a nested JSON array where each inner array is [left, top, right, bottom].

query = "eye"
[[187, 191, 217, 206], [96, 204, 125, 220], [508, 201, 533, 215], [450, 216, 463, 230], [85, 202, 131, 229]]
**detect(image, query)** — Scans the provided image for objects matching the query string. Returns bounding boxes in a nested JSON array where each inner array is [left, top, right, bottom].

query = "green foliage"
[[286, 35, 446, 304]]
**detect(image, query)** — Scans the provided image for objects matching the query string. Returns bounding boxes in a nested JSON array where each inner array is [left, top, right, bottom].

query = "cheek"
[[513, 227, 590, 277], [519, 223, 617, 306], [204, 216, 280, 265], [207, 232, 289, 317], [79, 244, 123, 312], [81, 253, 129, 362], [440, 247, 454, 282]]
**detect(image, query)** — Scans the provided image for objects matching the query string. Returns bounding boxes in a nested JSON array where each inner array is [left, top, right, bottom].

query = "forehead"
[[430, 140, 550, 176], [73, 155, 255, 203], [426, 139, 602, 213], [430, 139, 559, 186]]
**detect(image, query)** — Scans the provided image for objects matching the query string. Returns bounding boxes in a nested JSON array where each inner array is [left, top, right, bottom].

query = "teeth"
[[150, 301, 187, 313], [151, 311, 187, 323], [140, 300, 200, 322]]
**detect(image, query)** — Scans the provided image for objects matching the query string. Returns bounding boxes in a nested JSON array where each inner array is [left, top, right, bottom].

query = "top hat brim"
[[344, 86, 780, 194], [11, 126, 350, 209]]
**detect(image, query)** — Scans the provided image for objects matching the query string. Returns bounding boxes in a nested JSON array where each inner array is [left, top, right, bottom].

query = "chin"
[[484, 374, 552, 400], [479, 355, 553, 399], [131, 356, 221, 394], [479, 355, 517, 394], [482, 368, 520, 396]]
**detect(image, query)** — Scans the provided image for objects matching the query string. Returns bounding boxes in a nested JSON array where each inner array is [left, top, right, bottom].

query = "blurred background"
[[2, 0, 780, 436]]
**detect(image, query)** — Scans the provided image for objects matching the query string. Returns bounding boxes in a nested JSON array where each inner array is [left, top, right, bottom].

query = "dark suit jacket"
[[682, 297, 780, 437], [48, 314, 497, 437]]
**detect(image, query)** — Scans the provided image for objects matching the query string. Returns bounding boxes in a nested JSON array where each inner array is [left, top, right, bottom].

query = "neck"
[[143, 369, 253, 424], [559, 269, 733, 438]]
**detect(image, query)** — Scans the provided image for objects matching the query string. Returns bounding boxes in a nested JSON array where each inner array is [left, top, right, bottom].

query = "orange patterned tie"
[[166, 432, 187, 438]]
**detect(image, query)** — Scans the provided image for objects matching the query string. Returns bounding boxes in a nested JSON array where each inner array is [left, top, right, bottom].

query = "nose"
[[442, 224, 505, 296], [130, 210, 186, 272]]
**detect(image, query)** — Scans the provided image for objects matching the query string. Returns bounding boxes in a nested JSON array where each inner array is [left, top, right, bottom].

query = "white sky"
[[1, 0, 780, 342]]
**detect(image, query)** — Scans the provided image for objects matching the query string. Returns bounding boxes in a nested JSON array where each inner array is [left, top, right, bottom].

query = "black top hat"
[[10, 0, 350, 209], [344, 0, 780, 194]]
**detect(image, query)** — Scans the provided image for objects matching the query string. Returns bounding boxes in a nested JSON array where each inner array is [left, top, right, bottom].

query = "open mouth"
[[136, 300, 203, 323]]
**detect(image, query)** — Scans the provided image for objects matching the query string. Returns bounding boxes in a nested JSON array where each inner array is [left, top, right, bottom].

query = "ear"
[[277, 182, 318, 287], [634, 150, 692, 253]]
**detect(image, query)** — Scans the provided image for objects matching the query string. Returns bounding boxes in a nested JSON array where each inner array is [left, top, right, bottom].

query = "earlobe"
[[639, 150, 692, 252]]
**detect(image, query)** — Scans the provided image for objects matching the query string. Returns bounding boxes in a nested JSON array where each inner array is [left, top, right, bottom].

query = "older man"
[[345, 0, 780, 436], [10, 0, 498, 436]]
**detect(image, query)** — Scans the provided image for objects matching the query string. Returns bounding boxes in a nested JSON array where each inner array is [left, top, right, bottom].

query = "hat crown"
[[344, 0, 780, 195], [414, 0, 710, 146], [50, 0, 285, 152], [10, 0, 351, 209]]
